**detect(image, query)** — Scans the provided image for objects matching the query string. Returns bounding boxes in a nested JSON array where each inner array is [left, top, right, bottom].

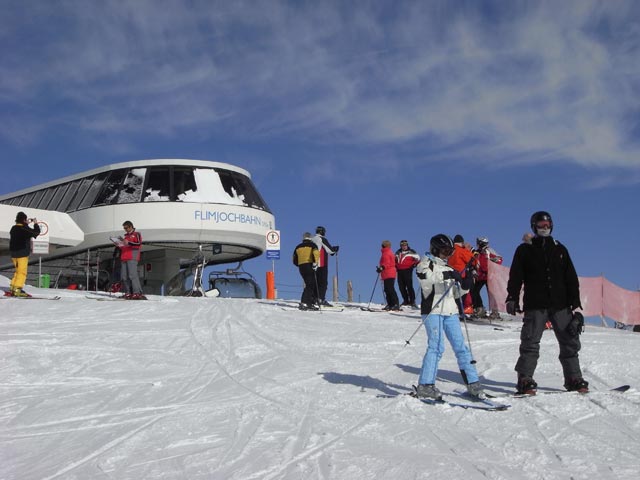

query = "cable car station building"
[[0, 159, 275, 294]]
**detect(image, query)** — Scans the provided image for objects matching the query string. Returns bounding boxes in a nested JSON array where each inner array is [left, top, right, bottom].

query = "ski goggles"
[[536, 221, 552, 229]]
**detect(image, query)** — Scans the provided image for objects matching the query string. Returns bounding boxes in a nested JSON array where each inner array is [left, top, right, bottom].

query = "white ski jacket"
[[416, 253, 468, 315]]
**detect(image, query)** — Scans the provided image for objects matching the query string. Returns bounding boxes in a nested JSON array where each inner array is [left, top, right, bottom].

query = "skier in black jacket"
[[506, 211, 588, 395], [9, 211, 40, 297], [293, 232, 320, 310]]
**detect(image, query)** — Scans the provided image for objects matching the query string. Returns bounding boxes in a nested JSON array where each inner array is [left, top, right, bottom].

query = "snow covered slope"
[[1, 284, 639, 479]]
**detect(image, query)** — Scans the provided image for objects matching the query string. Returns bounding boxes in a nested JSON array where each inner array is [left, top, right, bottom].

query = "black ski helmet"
[[430, 234, 454, 257], [530, 211, 553, 234], [316, 226, 326, 236]]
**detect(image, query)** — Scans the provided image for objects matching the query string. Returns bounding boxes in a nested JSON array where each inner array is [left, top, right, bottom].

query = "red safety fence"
[[487, 262, 640, 326]]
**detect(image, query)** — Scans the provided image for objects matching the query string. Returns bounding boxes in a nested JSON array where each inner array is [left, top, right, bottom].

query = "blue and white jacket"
[[416, 253, 468, 316]]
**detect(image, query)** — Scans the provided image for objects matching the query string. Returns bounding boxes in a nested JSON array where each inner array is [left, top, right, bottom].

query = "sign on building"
[[266, 230, 280, 260], [31, 220, 50, 255]]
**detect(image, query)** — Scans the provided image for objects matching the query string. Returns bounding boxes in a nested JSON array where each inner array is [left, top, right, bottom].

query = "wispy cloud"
[[1, 0, 639, 174]]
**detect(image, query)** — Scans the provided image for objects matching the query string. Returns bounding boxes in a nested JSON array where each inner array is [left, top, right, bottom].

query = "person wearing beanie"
[[8, 212, 40, 297], [395, 240, 420, 308], [377, 240, 400, 311], [293, 232, 320, 310], [448, 234, 475, 315]]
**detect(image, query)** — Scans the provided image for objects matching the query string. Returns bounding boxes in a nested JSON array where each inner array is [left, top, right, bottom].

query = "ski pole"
[[314, 267, 322, 312], [455, 281, 476, 364], [335, 251, 340, 301], [404, 281, 455, 347], [365, 272, 380, 310]]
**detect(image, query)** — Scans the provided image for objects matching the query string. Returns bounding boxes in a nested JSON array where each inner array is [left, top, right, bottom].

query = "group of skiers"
[[292, 226, 339, 310], [295, 211, 588, 398], [375, 234, 503, 315]]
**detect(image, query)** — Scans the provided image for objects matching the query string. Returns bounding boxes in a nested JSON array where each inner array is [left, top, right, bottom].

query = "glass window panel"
[[29, 190, 46, 209], [78, 172, 109, 209], [174, 167, 197, 201], [47, 183, 70, 210], [216, 169, 270, 211], [94, 169, 127, 206], [116, 168, 146, 203], [7, 195, 23, 206], [57, 180, 81, 212], [67, 177, 94, 211], [143, 167, 170, 202], [36, 188, 56, 209], [21, 192, 36, 208]]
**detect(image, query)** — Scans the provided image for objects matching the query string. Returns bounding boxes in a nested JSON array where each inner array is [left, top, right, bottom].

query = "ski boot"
[[466, 382, 486, 399], [474, 306, 486, 318], [564, 378, 589, 393], [415, 384, 443, 401], [298, 303, 319, 311], [516, 375, 538, 395], [12, 288, 31, 298]]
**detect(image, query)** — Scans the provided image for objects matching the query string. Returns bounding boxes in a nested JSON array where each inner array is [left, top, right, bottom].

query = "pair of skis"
[[2, 291, 60, 300], [408, 384, 630, 411], [485, 384, 630, 399], [409, 386, 510, 411]]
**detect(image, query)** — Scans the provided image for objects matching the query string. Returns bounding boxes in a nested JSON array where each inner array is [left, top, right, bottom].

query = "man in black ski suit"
[[312, 226, 339, 307], [293, 232, 320, 311], [506, 211, 588, 395]]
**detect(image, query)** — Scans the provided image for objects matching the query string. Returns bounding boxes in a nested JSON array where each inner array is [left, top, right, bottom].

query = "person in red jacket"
[[377, 240, 400, 311], [118, 220, 146, 300], [395, 240, 420, 308], [448, 234, 475, 315]]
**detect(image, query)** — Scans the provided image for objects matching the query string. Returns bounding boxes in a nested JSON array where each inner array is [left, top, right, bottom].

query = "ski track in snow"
[[1, 284, 640, 479]]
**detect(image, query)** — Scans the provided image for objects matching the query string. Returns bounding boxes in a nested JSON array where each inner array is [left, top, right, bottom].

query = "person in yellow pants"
[[9, 212, 40, 297]]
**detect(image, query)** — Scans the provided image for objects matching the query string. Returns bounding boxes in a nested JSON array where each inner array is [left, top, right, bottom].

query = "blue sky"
[[1, 0, 639, 301]]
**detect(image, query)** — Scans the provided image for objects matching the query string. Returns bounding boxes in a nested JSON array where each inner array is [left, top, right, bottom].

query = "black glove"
[[466, 266, 478, 278], [506, 300, 519, 315], [566, 311, 585, 336], [333, 245, 340, 253], [376, 266, 384, 273], [442, 270, 463, 283]]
